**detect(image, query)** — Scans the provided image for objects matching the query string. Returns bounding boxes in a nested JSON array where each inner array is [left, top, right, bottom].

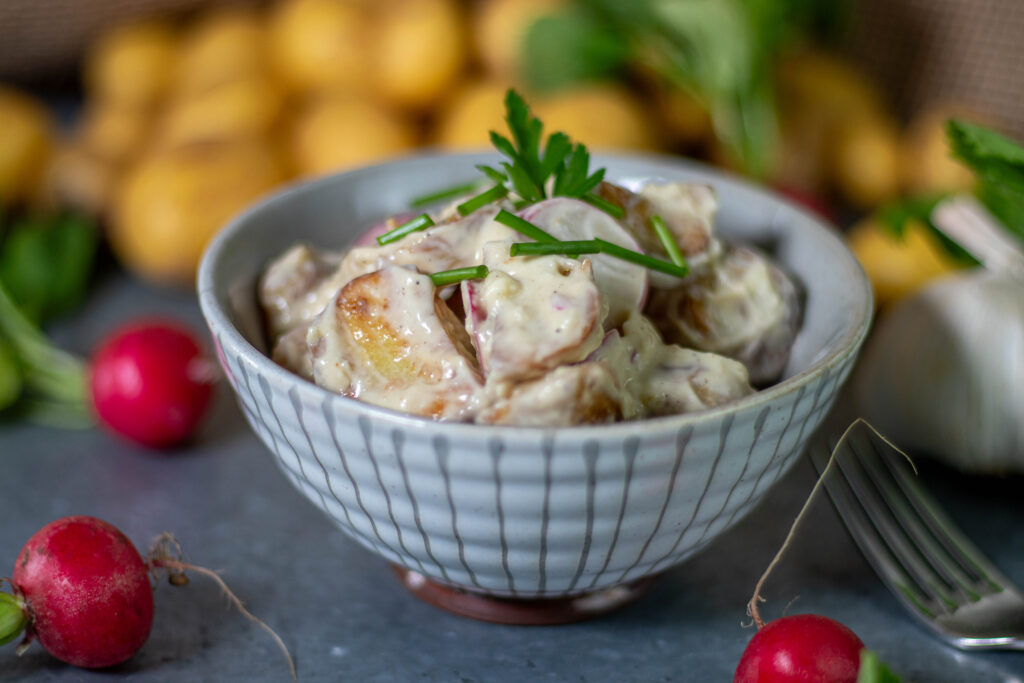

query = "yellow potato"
[[176, 6, 269, 94], [85, 19, 178, 107], [848, 218, 962, 309], [533, 86, 657, 150], [371, 0, 467, 110], [0, 86, 53, 206], [777, 51, 886, 126], [268, 0, 371, 95], [831, 116, 902, 209], [433, 80, 511, 149], [76, 101, 152, 166], [289, 95, 417, 177], [112, 140, 285, 285], [902, 105, 980, 196], [473, 0, 564, 79], [156, 77, 285, 149]]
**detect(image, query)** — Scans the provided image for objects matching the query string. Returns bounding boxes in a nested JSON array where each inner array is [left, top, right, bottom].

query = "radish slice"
[[460, 279, 489, 372], [518, 198, 648, 328]]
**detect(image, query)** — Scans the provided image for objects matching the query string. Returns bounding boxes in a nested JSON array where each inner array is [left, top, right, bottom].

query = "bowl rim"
[[197, 150, 873, 439]]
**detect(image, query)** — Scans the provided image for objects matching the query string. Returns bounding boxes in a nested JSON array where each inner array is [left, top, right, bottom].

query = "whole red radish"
[[90, 320, 214, 448], [734, 613, 864, 682], [6, 516, 153, 668]]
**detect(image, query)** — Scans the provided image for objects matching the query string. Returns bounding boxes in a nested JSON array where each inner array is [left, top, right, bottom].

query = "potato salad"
[[258, 92, 801, 426]]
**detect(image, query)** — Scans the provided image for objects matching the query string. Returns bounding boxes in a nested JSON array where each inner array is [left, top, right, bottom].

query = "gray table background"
[[1, 271, 1022, 682]]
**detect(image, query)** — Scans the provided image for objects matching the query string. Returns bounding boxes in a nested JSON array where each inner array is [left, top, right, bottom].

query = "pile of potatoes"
[[0, 0, 983, 292]]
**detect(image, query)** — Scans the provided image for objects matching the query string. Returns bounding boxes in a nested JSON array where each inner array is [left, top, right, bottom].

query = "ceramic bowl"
[[197, 152, 872, 618]]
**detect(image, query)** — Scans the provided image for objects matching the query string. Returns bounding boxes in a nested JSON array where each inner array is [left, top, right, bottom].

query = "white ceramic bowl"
[[198, 153, 871, 603]]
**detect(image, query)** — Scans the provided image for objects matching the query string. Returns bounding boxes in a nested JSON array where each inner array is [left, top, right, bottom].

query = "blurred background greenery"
[[0, 0, 1018, 305]]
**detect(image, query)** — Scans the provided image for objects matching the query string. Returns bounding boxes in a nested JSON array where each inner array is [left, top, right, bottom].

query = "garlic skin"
[[855, 270, 1024, 474]]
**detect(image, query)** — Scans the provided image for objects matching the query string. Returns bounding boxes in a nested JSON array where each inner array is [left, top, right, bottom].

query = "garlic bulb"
[[854, 270, 1024, 474]]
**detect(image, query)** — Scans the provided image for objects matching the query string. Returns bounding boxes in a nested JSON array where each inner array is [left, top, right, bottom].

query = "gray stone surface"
[[1, 272, 1023, 682]]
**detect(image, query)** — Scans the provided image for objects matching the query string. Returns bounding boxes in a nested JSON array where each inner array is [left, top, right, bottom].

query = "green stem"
[[0, 280, 90, 418], [429, 266, 489, 287], [0, 592, 27, 647]]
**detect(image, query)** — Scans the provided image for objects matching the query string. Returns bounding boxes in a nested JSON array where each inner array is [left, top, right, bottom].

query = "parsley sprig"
[[480, 90, 606, 206]]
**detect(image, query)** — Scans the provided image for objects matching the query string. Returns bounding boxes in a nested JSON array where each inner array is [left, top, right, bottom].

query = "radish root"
[[147, 533, 296, 682], [745, 418, 914, 629]]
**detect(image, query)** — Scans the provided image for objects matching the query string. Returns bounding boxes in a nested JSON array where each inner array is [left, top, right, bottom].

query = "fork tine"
[[876, 438, 1013, 594], [809, 437, 944, 621], [814, 421, 1024, 650], [856, 434, 988, 603], [832, 429, 962, 613]]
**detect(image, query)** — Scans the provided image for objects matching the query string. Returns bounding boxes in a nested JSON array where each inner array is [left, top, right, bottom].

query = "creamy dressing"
[[307, 266, 484, 420], [259, 244, 342, 339], [649, 245, 801, 384], [259, 178, 798, 425], [589, 313, 753, 418], [467, 241, 605, 392], [337, 205, 518, 284]]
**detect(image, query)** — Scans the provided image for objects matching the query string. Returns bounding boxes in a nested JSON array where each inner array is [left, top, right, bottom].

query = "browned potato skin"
[[315, 270, 482, 420], [476, 363, 622, 426], [595, 181, 711, 258]]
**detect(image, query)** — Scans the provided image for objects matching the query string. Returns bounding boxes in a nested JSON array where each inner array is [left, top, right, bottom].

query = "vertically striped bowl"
[[198, 153, 872, 608]]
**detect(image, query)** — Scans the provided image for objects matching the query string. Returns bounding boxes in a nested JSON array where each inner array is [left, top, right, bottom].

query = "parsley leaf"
[[876, 194, 978, 266], [0, 212, 98, 324], [947, 119, 1024, 240], [485, 89, 610, 206]]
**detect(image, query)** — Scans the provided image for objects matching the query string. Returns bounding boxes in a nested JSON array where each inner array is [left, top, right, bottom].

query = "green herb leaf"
[[857, 650, 902, 683], [409, 181, 482, 208], [456, 184, 509, 216], [0, 212, 97, 324], [509, 236, 688, 278], [510, 240, 601, 257], [494, 210, 559, 243], [541, 132, 572, 180], [377, 214, 435, 245], [947, 119, 1024, 240], [429, 265, 489, 287], [875, 194, 977, 265], [581, 193, 625, 219], [0, 280, 89, 419], [521, 6, 630, 92], [594, 237, 689, 279], [475, 164, 508, 184], [0, 334, 22, 412], [651, 215, 688, 268]]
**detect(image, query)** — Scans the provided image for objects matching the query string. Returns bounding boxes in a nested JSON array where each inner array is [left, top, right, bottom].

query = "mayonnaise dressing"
[[307, 266, 484, 420], [468, 240, 605, 392]]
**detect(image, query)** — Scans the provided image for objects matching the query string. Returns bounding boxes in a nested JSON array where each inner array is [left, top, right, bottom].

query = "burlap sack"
[[2, 0, 1021, 137], [0, 1, 226, 82], [847, 0, 1023, 137]]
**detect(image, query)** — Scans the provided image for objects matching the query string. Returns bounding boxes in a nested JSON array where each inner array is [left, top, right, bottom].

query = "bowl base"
[[392, 566, 656, 625]]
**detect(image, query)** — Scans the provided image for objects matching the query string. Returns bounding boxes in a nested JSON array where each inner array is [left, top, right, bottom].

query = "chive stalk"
[[582, 193, 625, 219], [510, 241, 601, 257], [594, 238, 689, 278], [456, 185, 509, 216], [650, 215, 688, 268], [429, 265, 489, 287], [494, 210, 558, 243], [377, 214, 435, 245], [409, 181, 482, 208]]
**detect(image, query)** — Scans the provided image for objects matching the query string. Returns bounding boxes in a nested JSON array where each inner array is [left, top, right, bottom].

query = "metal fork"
[[809, 421, 1024, 650]]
